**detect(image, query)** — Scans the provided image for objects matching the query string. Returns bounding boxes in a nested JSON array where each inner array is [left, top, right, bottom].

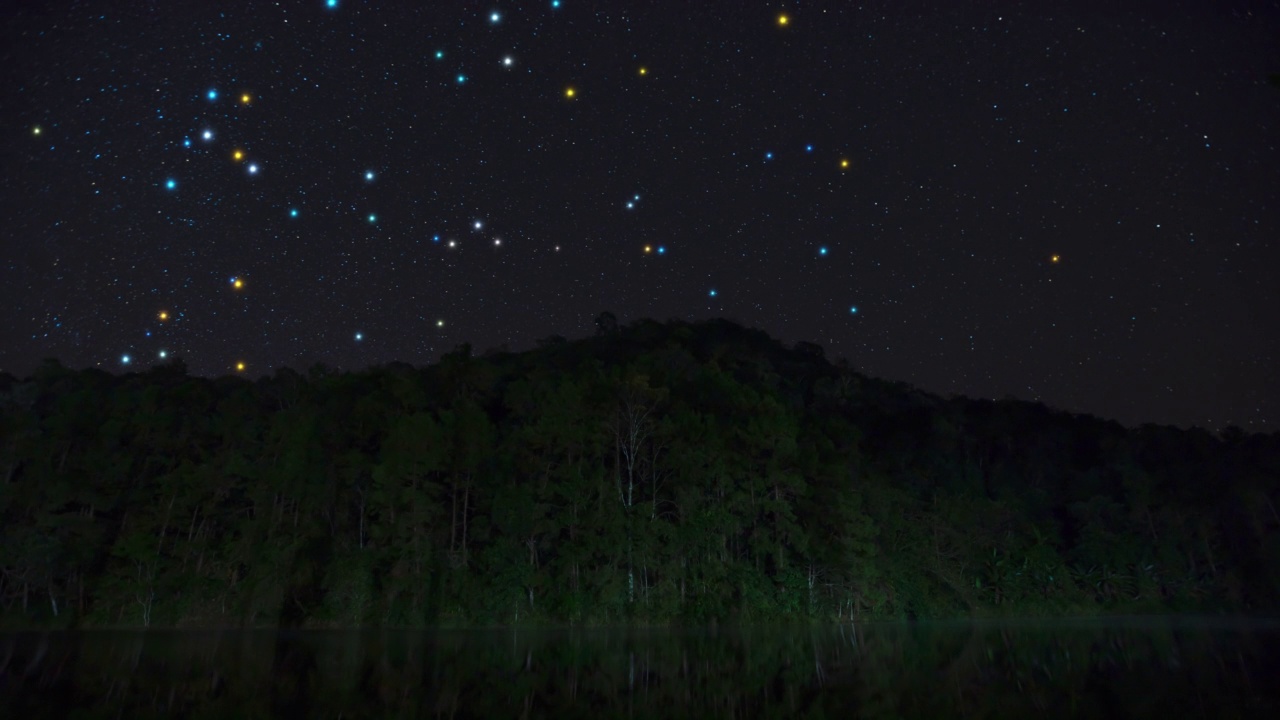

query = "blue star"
[[364, 170, 375, 182], [182, 138, 191, 148], [709, 289, 717, 297], [202, 130, 213, 141], [489, 11, 501, 24], [289, 208, 299, 218], [849, 305, 858, 314], [805, 144, 814, 152], [165, 178, 177, 190], [121, 354, 131, 365], [246, 163, 259, 175], [355, 332, 363, 341], [206, 89, 218, 101], [326, 0, 338, 8], [551, 0, 561, 8], [432, 234, 441, 242], [158, 350, 167, 359], [456, 73, 467, 84], [657, 246, 666, 254], [435, 50, 445, 60], [764, 151, 774, 161], [818, 246, 828, 256], [367, 213, 378, 223]]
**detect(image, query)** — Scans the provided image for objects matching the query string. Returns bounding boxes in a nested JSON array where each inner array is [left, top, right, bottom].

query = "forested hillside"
[[1, 317, 1277, 627]]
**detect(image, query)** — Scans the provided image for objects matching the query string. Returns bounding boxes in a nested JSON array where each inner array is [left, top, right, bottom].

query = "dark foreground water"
[[2, 617, 1277, 718]]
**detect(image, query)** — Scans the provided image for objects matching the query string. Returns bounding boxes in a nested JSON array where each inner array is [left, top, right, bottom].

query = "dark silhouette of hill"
[[0, 315, 1276, 627]]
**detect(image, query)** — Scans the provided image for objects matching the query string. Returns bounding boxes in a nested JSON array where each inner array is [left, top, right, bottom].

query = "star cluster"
[[2, 2, 1278, 430]]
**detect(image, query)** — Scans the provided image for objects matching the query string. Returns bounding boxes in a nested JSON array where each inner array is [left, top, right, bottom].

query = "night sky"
[[2, 1, 1278, 431]]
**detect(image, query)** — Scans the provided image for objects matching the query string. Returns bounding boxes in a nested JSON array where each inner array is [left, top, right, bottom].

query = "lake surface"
[[2, 617, 1277, 718]]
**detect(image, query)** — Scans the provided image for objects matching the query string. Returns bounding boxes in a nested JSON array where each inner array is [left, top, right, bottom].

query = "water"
[[2, 617, 1276, 718]]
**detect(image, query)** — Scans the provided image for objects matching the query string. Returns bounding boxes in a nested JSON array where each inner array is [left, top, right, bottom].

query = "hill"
[[1, 316, 1277, 627]]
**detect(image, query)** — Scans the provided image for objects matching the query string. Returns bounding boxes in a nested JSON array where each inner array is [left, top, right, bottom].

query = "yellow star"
[[564, 86, 577, 99], [777, 13, 789, 27], [232, 149, 245, 162], [235, 361, 246, 372], [638, 66, 648, 76], [32, 125, 42, 136], [240, 93, 252, 105], [157, 311, 169, 321], [643, 245, 652, 254], [1051, 254, 1061, 263], [233, 278, 244, 290], [839, 158, 850, 170]]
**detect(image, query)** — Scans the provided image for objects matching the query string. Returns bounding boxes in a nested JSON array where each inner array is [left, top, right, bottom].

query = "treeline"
[[1, 316, 1277, 627]]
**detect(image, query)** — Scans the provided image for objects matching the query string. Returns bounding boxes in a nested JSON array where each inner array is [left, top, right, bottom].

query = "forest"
[[1, 316, 1277, 628]]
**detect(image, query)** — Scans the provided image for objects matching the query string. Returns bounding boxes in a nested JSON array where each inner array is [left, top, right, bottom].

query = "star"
[[246, 163, 259, 175], [1051, 254, 1061, 263], [239, 93, 252, 105], [158, 350, 168, 359], [849, 305, 858, 314], [232, 148, 245, 162], [493, 238, 502, 246], [367, 213, 378, 223], [473, 220, 484, 230], [435, 50, 445, 60], [777, 13, 789, 27], [121, 354, 131, 365], [231, 277, 244, 290], [564, 86, 577, 99], [436, 319, 445, 327], [709, 289, 717, 297], [805, 144, 814, 152], [165, 178, 177, 190], [818, 246, 828, 256], [489, 11, 502, 24], [840, 158, 850, 170], [551, 0, 560, 8], [235, 361, 246, 372], [289, 208, 299, 217], [502, 55, 515, 67], [157, 310, 169, 321], [644, 245, 652, 253], [32, 125, 42, 136], [364, 170, 376, 181], [355, 332, 363, 341], [206, 89, 218, 101], [182, 138, 191, 148], [638, 66, 648, 76], [326, 0, 338, 8], [447, 239, 457, 248], [202, 129, 213, 141], [456, 74, 468, 84]]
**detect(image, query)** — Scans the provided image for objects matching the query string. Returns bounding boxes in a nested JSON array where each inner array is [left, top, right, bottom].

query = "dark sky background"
[[2, 1, 1277, 432]]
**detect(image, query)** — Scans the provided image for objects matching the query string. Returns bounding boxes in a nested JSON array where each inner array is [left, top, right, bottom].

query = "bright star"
[[158, 350, 168, 359], [765, 151, 774, 160], [840, 158, 850, 169], [564, 86, 576, 99], [355, 332, 363, 341], [240, 93, 252, 105], [182, 138, 191, 148], [849, 306, 858, 314], [232, 277, 244, 290], [435, 50, 445, 60], [638, 66, 648, 76], [436, 319, 445, 327], [805, 144, 814, 152], [165, 178, 177, 190], [246, 163, 259, 175], [364, 170, 375, 181], [819, 246, 828, 256], [1051, 254, 1061, 263], [644, 245, 652, 254], [657, 246, 666, 254], [289, 208, 299, 217], [473, 220, 483, 230], [207, 89, 218, 101], [709, 289, 717, 297], [432, 234, 441, 242], [121, 354, 131, 365], [778, 13, 789, 26], [489, 11, 501, 23], [626, 202, 635, 210], [502, 55, 515, 67], [158, 311, 169, 321], [551, 0, 560, 7], [493, 238, 502, 246], [232, 148, 245, 162], [456, 74, 467, 84], [326, 0, 338, 8], [447, 239, 457, 248], [202, 130, 213, 141], [236, 362, 246, 372], [32, 125, 42, 136], [367, 213, 378, 223]]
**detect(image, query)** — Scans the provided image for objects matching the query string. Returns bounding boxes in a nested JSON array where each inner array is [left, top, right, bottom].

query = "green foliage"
[[0, 317, 1277, 627]]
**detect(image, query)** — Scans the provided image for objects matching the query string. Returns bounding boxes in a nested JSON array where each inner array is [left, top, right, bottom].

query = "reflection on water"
[[1, 617, 1277, 718]]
